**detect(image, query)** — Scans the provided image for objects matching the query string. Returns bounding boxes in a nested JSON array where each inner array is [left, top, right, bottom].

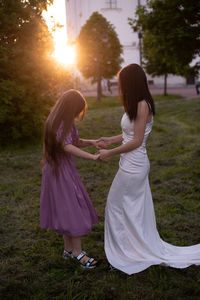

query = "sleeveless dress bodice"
[[119, 113, 153, 173]]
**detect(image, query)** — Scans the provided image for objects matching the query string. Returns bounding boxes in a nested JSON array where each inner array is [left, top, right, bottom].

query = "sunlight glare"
[[43, 0, 76, 66], [53, 38, 76, 66]]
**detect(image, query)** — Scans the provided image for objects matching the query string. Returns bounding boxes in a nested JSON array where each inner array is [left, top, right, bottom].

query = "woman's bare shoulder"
[[138, 100, 149, 114], [139, 99, 149, 107]]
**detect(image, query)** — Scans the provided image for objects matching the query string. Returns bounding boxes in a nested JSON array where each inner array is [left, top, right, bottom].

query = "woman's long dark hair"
[[118, 64, 155, 120], [42, 89, 87, 173]]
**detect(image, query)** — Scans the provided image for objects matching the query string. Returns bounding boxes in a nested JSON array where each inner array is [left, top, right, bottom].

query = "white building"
[[65, 0, 186, 87]]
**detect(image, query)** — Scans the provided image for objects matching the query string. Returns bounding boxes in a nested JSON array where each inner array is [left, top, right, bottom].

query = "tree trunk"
[[164, 74, 168, 96], [97, 77, 102, 102]]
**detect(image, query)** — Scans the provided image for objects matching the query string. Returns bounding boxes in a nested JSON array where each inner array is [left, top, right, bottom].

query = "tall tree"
[[129, 0, 200, 95], [77, 12, 123, 101], [0, 0, 72, 144]]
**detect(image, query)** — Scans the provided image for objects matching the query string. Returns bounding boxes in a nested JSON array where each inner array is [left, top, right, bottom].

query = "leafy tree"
[[0, 0, 72, 144], [129, 0, 200, 95], [77, 12, 123, 101]]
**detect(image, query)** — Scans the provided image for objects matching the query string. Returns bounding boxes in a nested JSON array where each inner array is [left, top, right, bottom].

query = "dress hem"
[[106, 253, 200, 275], [40, 222, 98, 237]]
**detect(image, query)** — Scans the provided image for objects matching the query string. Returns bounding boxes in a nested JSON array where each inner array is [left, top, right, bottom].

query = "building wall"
[[65, 0, 186, 87]]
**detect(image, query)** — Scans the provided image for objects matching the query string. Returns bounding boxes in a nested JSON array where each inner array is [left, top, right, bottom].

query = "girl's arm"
[[73, 138, 98, 148], [96, 134, 123, 149], [64, 144, 99, 160], [99, 101, 150, 161]]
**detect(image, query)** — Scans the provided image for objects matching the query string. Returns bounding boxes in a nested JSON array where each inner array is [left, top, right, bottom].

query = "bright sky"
[[43, 0, 76, 66]]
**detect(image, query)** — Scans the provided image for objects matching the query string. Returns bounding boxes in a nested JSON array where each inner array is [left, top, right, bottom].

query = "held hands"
[[90, 140, 100, 149], [96, 137, 111, 162], [89, 137, 110, 149], [92, 153, 100, 161], [96, 137, 111, 149], [91, 137, 111, 162], [98, 149, 110, 162], [92, 151, 110, 162]]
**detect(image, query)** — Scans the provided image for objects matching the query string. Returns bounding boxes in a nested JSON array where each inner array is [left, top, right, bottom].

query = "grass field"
[[0, 95, 200, 300]]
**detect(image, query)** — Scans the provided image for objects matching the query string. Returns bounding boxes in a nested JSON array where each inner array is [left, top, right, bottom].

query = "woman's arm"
[[99, 101, 149, 161], [64, 144, 99, 160], [73, 138, 98, 148], [97, 134, 123, 149]]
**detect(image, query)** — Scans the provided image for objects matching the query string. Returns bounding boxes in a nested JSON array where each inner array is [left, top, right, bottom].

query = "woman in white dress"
[[98, 64, 200, 275]]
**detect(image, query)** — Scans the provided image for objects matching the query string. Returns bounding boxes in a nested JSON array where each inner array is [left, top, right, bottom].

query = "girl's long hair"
[[42, 89, 87, 173], [118, 64, 155, 120]]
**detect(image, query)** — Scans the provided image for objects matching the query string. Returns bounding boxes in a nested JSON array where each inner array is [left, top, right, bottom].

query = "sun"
[[43, 0, 76, 66], [53, 29, 76, 66], [53, 44, 76, 66]]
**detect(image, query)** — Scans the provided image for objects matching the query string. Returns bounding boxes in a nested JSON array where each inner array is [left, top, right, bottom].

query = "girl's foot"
[[74, 251, 98, 269], [63, 249, 73, 259]]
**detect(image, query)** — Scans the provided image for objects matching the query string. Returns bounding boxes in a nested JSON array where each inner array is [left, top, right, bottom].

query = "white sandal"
[[75, 251, 98, 269], [63, 250, 73, 259]]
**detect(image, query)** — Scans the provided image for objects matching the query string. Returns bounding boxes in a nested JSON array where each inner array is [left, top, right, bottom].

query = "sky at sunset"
[[43, 0, 76, 66]]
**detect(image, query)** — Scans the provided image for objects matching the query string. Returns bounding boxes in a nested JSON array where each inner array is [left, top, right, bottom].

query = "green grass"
[[0, 96, 200, 299], [86, 94, 183, 110], [153, 94, 183, 101]]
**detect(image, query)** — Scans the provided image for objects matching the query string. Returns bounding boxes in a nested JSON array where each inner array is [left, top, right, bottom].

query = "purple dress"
[[40, 124, 98, 236]]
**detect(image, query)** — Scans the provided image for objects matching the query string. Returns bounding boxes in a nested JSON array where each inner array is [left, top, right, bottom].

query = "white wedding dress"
[[105, 112, 200, 275]]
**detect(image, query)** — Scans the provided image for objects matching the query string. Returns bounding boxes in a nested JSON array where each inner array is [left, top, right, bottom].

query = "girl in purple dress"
[[40, 89, 99, 269]]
